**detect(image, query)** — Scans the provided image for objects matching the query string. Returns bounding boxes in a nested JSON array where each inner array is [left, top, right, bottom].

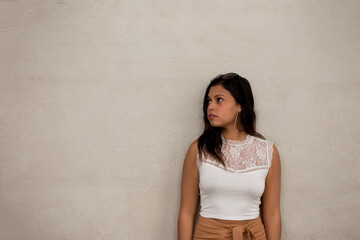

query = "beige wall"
[[1, 1, 359, 239]]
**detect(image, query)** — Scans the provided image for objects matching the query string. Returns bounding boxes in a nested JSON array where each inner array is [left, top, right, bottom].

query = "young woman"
[[177, 73, 281, 240]]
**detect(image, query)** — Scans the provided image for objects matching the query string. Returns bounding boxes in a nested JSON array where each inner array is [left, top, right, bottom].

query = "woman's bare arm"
[[177, 140, 200, 240], [261, 144, 282, 240]]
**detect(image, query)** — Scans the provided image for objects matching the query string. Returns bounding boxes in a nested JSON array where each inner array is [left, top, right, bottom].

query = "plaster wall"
[[0, 0, 359, 239]]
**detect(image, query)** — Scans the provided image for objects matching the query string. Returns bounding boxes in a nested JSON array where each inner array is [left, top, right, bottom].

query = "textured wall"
[[0, 0, 359, 239]]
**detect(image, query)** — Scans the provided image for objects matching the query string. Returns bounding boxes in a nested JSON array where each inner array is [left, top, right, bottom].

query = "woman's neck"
[[221, 129, 247, 141]]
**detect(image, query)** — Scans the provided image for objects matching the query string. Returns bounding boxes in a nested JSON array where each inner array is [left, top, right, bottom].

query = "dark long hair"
[[197, 73, 266, 167]]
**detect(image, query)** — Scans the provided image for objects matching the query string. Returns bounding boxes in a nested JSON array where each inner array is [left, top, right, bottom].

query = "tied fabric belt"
[[193, 215, 267, 240]]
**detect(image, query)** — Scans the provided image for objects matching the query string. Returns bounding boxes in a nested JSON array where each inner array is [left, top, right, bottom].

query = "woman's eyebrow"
[[207, 94, 225, 99]]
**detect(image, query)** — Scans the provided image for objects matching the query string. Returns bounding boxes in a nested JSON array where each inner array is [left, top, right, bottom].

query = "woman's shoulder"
[[182, 138, 200, 167], [189, 137, 199, 153], [251, 134, 274, 145], [251, 135, 276, 154], [250, 135, 278, 167]]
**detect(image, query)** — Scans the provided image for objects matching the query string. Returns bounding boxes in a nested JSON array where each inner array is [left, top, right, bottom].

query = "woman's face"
[[207, 85, 241, 128]]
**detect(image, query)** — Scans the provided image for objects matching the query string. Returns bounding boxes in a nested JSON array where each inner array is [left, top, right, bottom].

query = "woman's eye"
[[208, 98, 222, 103]]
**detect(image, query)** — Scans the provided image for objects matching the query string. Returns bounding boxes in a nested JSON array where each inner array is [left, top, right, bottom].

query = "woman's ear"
[[236, 103, 242, 113]]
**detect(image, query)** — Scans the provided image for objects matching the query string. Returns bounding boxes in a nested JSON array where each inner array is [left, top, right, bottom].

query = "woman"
[[177, 73, 281, 240]]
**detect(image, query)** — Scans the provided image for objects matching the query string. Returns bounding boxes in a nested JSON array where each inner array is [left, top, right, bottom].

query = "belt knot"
[[231, 225, 252, 240]]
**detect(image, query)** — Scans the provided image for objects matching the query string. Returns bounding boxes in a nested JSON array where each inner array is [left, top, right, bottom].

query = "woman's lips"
[[208, 114, 217, 119]]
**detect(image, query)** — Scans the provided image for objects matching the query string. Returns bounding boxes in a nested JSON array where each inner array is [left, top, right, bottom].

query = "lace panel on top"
[[197, 134, 274, 173]]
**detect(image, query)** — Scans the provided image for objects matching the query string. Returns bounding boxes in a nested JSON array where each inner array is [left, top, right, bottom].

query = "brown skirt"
[[193, 215, 267, 240]]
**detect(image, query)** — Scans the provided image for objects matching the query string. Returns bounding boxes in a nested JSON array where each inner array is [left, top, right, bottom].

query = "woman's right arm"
[[177, 140, 200, 240]]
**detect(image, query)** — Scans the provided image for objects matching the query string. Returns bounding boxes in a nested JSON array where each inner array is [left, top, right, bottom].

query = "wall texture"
[[0, 0, 359, 239]]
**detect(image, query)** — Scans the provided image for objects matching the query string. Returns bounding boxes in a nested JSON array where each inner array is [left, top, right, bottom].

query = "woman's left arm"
[[261, 144, 282, 240]]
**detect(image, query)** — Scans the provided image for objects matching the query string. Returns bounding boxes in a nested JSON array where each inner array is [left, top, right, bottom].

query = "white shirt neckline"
[[220, 133, 253, 145]]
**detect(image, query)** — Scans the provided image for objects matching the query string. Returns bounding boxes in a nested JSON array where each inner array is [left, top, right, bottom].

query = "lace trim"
[[201, 160, 269, 173], [267, 140, 274, 168], [220, 133, 252, 145], [197, 136, 274, 173]]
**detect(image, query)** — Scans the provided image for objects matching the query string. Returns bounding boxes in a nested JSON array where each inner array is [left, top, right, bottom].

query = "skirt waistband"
[[193, 215, 267, 240]]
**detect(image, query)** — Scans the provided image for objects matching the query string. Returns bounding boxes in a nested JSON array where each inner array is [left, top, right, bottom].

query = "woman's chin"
[[209, 122, 220, 127]]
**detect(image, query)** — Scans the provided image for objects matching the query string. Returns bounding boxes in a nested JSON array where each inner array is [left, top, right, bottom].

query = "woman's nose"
[[208, 102, 215, 111]]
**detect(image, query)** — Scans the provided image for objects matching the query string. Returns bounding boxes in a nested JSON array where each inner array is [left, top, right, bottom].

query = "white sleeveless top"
[[196, 133, 274, 220]]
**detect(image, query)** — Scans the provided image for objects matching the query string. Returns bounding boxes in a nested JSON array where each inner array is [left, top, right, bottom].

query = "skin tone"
[[178, 84, 281, 240]]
